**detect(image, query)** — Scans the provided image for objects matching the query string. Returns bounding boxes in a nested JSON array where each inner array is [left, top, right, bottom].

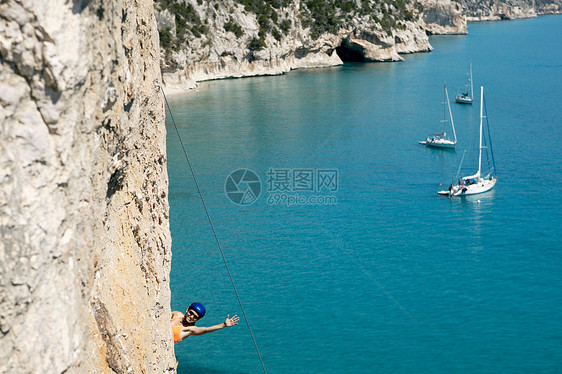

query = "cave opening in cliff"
[[335, 44, 366, 62]]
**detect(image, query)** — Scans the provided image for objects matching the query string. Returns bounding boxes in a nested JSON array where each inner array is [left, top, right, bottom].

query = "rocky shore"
[[460, 0, 562, 21], [157, 0, 467, 96], [157, 0, 560, 96]]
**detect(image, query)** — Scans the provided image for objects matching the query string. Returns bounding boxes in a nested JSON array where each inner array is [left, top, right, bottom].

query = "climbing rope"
[[162, 88, 268, 374]]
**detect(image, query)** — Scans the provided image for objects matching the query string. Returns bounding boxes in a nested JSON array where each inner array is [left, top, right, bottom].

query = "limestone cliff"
[[459, 0, 562, 20], [0, 0, 175, 373], [156, 0, 447, 93], [421, 0, 466, 34], [155, 0, 562, 92]]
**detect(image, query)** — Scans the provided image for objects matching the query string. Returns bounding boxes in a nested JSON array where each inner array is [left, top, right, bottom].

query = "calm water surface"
[[167, 16, 562, 373]]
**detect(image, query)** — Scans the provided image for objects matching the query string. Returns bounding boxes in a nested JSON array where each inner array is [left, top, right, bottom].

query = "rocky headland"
[[156, 0, 467, 94], [155, 0, 560, 95], [459, 0, 562, 21]]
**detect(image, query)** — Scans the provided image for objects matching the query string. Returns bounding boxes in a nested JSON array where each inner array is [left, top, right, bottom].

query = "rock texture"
[[421, 0, 467, 34], [156, 0, 438, 94], [155, 0, 562, 94], [0, 0, 175, 373], [462, 0, 537, 20], [459, 0, 562, 20]]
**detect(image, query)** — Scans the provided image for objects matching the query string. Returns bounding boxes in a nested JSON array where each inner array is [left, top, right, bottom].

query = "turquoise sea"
[[167, 16, 562, 373]]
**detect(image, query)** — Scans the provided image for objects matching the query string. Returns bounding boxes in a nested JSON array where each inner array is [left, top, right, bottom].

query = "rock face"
[[155, 0, 562, 93], [0, 0, 175, 373], [421, 0, 467, 34], [459, 0, 562, 20], [156, 0, 436, 93], [462, 0, 537, 20]]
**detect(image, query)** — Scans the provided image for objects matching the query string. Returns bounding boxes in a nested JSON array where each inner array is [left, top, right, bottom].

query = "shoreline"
[[161, 64, 341, 98], [467, 10, 562, 22], [161, 13, 561, 99], [161, 53, 345, 98], [161, 71, 199, 97]]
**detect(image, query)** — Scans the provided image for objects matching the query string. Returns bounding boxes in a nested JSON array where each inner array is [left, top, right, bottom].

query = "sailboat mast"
[[443, 85, 447, 136], [468, 61, 474, 100], [477, 86, 483, 179], [445, 85, 457, 143]]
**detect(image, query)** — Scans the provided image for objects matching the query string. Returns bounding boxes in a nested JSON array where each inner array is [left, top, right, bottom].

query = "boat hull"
[[422, 139, 456, 149], [456, 178, 496, 195], [438, 178, 497, 196], [455, 95, 473, 104]]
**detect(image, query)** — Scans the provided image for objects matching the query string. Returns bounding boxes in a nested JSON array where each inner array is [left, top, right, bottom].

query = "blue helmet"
[[189, 302, 206, 318]]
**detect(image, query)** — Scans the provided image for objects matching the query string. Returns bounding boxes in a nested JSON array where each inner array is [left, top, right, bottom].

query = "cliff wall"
[[459, 0, 562, 20], [0, 0, 175, 372], [156, 0, 560, 93], [421, 0, 466, 34], [157, 0, 468, 93]]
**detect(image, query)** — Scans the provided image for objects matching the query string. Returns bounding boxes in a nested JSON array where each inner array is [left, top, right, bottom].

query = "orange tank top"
[[172, 316, 183, 343]]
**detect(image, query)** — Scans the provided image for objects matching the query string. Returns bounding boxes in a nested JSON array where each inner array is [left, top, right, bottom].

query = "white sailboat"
[[439, 86, 497, 197], [419, 84, 457, 149], [455, 62, 473, 104]]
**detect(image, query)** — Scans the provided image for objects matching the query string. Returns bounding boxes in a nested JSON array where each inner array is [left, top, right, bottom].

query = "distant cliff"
[[155, 0, 467, 92], [421, 0, 466, 34], [155, 0, 560, 92], [0, 0, 174, 372], [459, 0, 562, 20]]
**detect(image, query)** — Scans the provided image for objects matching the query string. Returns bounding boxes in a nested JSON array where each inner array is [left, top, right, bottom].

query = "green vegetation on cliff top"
[[155, 0, 418, 52]]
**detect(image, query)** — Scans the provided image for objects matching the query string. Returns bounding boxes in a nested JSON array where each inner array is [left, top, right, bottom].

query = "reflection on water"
[[456, 188, 497, 240]]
